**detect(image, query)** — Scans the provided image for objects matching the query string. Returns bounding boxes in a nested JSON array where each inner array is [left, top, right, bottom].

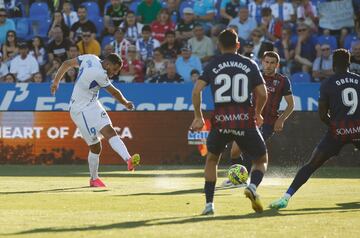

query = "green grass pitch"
[[0, 165, 359, 238]]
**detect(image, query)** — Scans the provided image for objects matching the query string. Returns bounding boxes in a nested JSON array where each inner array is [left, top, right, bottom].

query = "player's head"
[[262, 51, 280, 75], [103, 53, 123, 77], [333, 49, 350, 73], [218, 29, 240, 53]]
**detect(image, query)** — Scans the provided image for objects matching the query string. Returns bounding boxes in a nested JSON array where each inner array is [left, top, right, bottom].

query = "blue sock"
[[286, 163, 317, 196], [230, 155, 243, 165], [204, 181, 216, 203], [241, 153, 252, 173], [250, 170, 264, 187]]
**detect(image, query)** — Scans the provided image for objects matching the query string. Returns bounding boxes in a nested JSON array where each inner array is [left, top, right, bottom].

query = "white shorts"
[[70, 102, 112, 145]]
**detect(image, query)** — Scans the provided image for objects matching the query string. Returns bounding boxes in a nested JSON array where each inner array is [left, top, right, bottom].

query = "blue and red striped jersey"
[[199, 53, 265, 129], [319, 71, 360, 142], [262, 73, 292, 126]]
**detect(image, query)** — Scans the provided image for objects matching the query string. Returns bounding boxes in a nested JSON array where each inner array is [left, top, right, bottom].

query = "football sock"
[[286, 163, 317, 197], [250, 170, 264, 188], [241, 153, 253, 173], [88, 151, 99, 180], [108, 136, 131, 162], [204, 181, 216, 203]]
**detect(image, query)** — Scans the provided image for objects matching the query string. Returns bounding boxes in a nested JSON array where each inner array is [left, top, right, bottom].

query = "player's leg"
[[100, 124, 140, 171], [270, 133, 343, 209], [202, 129, 230, 215], [88, 142, 107, 187]]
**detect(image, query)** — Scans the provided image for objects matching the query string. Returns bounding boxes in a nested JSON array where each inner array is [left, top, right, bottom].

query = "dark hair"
[[333, 49, 350, 71], [154, 47, 163, 55], [82, 27, 92, 33], [191, 69, 200, 75], [68, 44, 79, 50], [165, 30, 176, 37], [5, 30, 17, 47], [262, 51, 280, 63], [142, 25, 152, 33], [105, 53, 123, 67], [218, 29, 238, 49], [261, 7, 272, 17], [0, 8, 6, 13], [4, 73, 16, 82], [78, 6, 87, 11], [114, 27, 126, 34], [31, 36, 45, 48]]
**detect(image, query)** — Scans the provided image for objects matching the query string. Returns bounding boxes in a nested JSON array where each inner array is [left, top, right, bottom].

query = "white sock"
[[88, 151, 99, 180], [283, 193, 291, 200], [206, 203, 214, 209], [108, 136, 131, 162], [248, 183, 257, 191]]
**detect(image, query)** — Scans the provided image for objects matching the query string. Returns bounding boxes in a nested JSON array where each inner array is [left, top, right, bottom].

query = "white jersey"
[[69, 54, 111, 114]]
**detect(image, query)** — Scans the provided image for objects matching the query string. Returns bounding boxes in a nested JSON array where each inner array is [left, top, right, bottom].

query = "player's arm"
[[318, 100, 330, 126], [50, 58, 79, 95], [105, 84, 134, 110], [253, 84, 268, 127], [274, 95, 295, 132], [190, 79, 207, 131]]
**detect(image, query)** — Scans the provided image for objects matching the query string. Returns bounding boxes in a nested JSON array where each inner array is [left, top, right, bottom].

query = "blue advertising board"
[[0, 83, 320, 111]]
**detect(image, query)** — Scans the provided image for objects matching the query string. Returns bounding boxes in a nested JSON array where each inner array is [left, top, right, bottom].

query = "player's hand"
[[124, 101, 135, 110], [255, 114, 264, 127], [50, 83, 59, 96], [274, 118, 284, 132], [190, 117, 205, 131]]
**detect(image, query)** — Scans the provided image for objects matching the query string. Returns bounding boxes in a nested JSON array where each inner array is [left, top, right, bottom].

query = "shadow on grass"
[[0, 186, 102, 195], [8, 202, 360, 235], [115, 188, 204, 196]]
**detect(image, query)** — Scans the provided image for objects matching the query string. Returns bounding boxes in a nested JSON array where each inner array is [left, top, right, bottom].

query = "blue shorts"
[[207, 128, 267, 159], [316, 131, 360, 157]]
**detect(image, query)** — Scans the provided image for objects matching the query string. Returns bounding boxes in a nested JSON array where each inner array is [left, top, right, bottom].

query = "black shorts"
[[207, 128, 267, 159], [260, 124, 275, 141], [316, 131, 360, 157]]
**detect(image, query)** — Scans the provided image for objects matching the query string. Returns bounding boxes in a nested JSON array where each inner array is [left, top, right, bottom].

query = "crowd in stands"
[[0, 0, 360, 83]]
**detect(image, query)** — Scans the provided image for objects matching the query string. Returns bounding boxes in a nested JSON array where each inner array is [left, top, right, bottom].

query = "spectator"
[[228, 6, 257, 41], [48, 10, 70, 40], [193, 0, 216, 32], [160, 30, 182, 60], [166, 0, 180, 24], [187, 24, 215, 64], [120, 11, 144, 44], [136, 0, 162, 24], [70, 6, 97, 43], [46, 57, 61, 81], [136, 25, 160, 62], [260, 7, 281, 41], [3, 0, 24, 17], [104, 0, 129, 35], [0, 8, 15, 44], [157, 61, 183, 83], [2, 30, 18, 63], [101, 44, 115, 59], [220, 0, 242, 25], [312, 43, 334, 82], [270, 0, 295, 23], [145, 47, 168, 82], [64, 67, 77, 83], [30, 36, 47, 69], [120, 45, 144, 82], [3, 73, 16, 83], [32, 72, 43, 83], [0, 52, 9, 81], [110, 28, 132, 59], [62, 0, 78, 28], [67, 44, 80, 59], [350, 41, 360, 74], [77, 28, 101, 56], [10, 42, 39, 82], [175, 45, 202, 82], [65, 44, 80, 82], [175, 7, 196, 41], [241, 40, 255, 59], [250, 28, 265, 61], [47, 26, 71, 62], [274, 27, 295, 74], [248, 0, 270, 25], [292, 23, 319, 73], [190, 69, 200, 83], [297, 0, 318, 32], [151, 9, 176, 43]]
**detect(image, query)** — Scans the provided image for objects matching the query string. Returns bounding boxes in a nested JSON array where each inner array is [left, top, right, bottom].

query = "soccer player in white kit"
[[51, 53, 140, 187]]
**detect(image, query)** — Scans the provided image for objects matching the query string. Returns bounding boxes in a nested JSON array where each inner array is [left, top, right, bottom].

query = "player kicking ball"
[[51, 53, 140, 187], [270, 49, 360, 209], [222, 51, 294, 187], [190, 29, 269, 215]]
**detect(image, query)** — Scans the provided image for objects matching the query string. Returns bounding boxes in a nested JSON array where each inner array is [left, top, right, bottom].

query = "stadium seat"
[[291, 72, 312, 83], [130, 0, 141, 13], [81, 1, 100, 17], [104, 1, 111, 15], [89, 16, 104, 37], [101, 35, 115, 48], [29, 2, 50, 19], [179, 0, 195, 18], [317, 35, 338, 50], [29, 17, 51, 38], [344, 34, 360, 50], [15, 18, 30, 40]]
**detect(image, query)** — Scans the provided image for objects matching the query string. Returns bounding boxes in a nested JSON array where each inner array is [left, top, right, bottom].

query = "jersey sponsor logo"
[[273, 79, 280, 86], [214, 113, 249, 122], [219, 129, 245, 136], [336, 126, 360, 136]]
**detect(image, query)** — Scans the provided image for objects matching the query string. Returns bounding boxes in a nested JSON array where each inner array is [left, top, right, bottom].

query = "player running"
[[270, 49, 360, 209], [190, 29, 269, 215], [223, 51, 294, 187], [51, 53, 140, 187]]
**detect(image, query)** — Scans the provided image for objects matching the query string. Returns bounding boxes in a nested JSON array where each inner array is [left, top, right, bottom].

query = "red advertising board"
[[0, 112, 211, 165]]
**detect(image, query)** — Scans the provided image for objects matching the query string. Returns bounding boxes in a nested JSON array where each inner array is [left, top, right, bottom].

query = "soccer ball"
[[227, 164, 248, 185]]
